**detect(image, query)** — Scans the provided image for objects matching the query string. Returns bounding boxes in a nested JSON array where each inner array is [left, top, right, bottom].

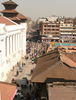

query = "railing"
[[55, 43, 76, 46]]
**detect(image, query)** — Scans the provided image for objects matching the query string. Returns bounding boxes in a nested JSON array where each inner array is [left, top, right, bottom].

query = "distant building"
[[37, 16, 58, 23], [38, 16, 76, 43], [0, 16, 27, 81], [39, 21, 60, 42], [60, 18, 76, 42], [46, 16, 58, 22], [37, 17, 47, 24], [38, 16, 60, 42]]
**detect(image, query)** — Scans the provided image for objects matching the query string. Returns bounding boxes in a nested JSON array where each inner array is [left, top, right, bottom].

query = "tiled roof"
[[9, 13, 28, 21], [2, 0, 18, 5], [1, 9, 18, 13], [0, 82, 17, 100], [1, 0, 28, 23], [17, 13, 28, 20], [31, 49, 76, 83], [0, 16, 17, 25], [9, 16, 20, 21], [60, 52, 76, 68], [64, 52, 76, 62]]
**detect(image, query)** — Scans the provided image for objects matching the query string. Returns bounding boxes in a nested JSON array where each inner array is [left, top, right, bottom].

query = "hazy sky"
[[0, 0, 76, 20]]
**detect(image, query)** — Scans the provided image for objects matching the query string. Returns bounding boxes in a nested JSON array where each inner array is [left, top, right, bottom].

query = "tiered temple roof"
[[0, 15, 16, 25], [1, 0, 28, 24]]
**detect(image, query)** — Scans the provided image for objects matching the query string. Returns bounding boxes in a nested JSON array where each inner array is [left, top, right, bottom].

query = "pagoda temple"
[[1, 0, 28, 24]]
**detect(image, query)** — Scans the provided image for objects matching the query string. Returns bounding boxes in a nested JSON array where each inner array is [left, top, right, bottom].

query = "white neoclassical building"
[[0, 16, 27, 81]]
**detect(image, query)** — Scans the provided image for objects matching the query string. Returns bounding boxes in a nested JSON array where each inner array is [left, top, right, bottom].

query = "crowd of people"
[[13, 77, 42, 100], [26, 41, 49, 64]]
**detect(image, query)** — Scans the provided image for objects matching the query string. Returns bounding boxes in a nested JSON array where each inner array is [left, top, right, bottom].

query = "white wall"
[[0, 23, 27, 81]]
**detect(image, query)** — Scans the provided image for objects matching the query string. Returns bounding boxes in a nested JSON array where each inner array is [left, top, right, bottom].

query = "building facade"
[[60, 18, 76, 42], [0, 16, 27, 81], [39, 17, 76, 43], [40, 21, 60, 42]]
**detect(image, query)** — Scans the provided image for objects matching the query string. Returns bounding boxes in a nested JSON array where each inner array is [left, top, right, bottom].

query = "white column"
[[18, 34, 19, 50], [17, 34, 18, 51], [16, 34, 18, 52], [16, 34, 17, 52], [19, 33, 21, 50], [5, 37, 7, 57], [13, 34, 16, 54], [15, 34, 16, 52], [21, 33, 23, 55], [6, 36, 9, 57], [12, 35, 14, 53], [10, 36, 12, 55], [23, 32, 26, 55], [9, 36, 11, 55], [21, 33, 23, 50], [12, 35, 13, 53]]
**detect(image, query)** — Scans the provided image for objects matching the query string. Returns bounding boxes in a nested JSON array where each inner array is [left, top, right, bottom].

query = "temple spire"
[[1, 0, 27, 24]]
